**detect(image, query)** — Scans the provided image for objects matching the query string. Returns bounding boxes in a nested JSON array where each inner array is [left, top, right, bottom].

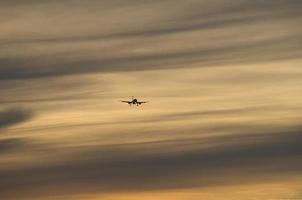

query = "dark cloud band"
[[0, 108, 33, 129], [1, 128, 302, 198]]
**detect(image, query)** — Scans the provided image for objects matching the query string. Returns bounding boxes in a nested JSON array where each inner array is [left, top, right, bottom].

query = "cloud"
[[1, 33, 301, 80], [0, 138, 28, 153], [0, 108, 34, 129], [7, 106, 267, 132], [0, 0, 301, 79], [1, 1, 302, 199], [1, 127, 302, 198]]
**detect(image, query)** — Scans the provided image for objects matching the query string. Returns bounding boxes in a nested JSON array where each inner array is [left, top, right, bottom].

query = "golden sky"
[[1, 0, 302, 199]]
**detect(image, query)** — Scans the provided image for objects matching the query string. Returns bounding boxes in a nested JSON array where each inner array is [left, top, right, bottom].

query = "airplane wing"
[[121, 101, 131, 103], [137, 101, 148, 104]]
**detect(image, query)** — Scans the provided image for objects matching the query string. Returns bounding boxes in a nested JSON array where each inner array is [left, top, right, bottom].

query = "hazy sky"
[[1, 0, 302, 199]]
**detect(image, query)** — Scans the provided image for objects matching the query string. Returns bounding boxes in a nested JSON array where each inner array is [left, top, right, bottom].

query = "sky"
[[1, 0, 302, 199]]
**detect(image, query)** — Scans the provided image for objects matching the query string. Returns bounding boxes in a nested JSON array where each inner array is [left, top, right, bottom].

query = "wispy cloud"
[[0, 108, 33, 129], [0, 138, 28, 153], [1, 0, 302, 199], [0, 0, 301, 79], [1, 127, 302, 199]]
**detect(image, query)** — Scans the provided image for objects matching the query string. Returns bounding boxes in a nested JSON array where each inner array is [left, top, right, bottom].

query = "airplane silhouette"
[[121, 96, 148, 106]]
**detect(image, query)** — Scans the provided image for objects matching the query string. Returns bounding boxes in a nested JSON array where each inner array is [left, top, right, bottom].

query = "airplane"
[[121, 96, 148, 106]]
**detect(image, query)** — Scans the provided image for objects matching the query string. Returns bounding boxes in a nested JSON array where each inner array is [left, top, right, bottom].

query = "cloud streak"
[[1, 1, 302, 199], [0, 108, 33, 129], [1, 128, 302, 198], [1, 33, 301, 80], [0, 0, 302, 79], [0, 138, 28, 153]]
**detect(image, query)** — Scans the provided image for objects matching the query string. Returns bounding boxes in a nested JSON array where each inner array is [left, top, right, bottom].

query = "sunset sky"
[[1, 0, 302, 199]]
